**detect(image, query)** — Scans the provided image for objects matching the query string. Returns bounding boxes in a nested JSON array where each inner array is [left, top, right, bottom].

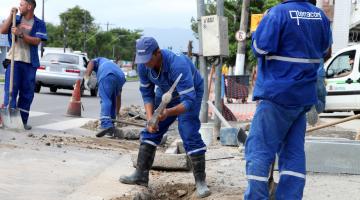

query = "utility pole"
[[197, 0, 208, 123], [214, 0, 224, 139], [83, 12, 87, 53], [234, 0, 250, 75], [63, 17, 67, 53], [112, 45, 115, 59], [41, 0, 44, 21], [106, 22, 114, 32], [40, 0, 44, 57]]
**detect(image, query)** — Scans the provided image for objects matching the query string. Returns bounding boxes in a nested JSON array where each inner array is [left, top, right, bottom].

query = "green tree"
[[59, 6, 97, 53], [45, 6, 142, 60], [45, 22, 63, 47], [109, 28, 142, 61]]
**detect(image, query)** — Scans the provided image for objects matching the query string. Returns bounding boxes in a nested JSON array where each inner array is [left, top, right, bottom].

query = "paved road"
[[0, 81, 143, 131], [1, 80, 360, 132]]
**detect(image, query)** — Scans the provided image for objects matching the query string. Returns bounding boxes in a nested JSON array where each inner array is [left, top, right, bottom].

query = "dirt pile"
[[81, 105, 146, 131], [34, 134, 139, 152], [111, 182, 195, 200]]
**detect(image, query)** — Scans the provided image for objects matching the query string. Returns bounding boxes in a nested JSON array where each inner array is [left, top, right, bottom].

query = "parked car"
[[35, 52, 98, 96], [324, 44, 360, 114]]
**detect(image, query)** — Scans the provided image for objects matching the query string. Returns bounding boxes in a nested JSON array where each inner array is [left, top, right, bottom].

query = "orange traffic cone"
[[0, 104, 4, 128], [66, 79, 82, 117]]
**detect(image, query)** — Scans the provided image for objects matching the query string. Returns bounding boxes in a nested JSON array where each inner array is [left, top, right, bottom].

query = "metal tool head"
[[0, 107, 23, 130], [169, 73, 183, 94]]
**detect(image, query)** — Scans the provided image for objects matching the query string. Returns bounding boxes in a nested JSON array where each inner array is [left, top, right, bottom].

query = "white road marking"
[[29, 111, 49, 117], [36, 118, 96, 131]]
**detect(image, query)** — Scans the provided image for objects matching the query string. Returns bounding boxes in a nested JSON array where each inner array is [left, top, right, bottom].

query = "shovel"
[[0, 10, 23, 129], [207, 100, 248, 145]]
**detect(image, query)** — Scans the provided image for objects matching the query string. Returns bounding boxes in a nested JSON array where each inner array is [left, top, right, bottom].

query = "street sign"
[[235, 30, 246, 42], [250, 14, 264, 32]]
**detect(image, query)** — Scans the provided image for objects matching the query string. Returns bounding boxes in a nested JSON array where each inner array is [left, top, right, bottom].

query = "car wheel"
[[50, 87, 57, 93], [90, 87, 98, 97], [35, 83, 41, 93]]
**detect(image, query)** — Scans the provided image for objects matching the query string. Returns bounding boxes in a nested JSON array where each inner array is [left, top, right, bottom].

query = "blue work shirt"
[[138, 49, 203, 112], [252, 0, 332, 106], [92, 57, 126, 85], [7, 15, 47, 68]]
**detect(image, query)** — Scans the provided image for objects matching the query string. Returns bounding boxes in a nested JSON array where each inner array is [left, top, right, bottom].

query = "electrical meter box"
[[201, 15, 229, 57]]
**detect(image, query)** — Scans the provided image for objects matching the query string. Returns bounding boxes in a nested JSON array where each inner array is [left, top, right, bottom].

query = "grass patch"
[[126, 76, 139, 82], [0, 77, 4, 83]]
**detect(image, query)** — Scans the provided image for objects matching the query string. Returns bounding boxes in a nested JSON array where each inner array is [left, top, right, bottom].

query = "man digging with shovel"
[[119, 37, 211, 198], [0, 0, 47, 130]]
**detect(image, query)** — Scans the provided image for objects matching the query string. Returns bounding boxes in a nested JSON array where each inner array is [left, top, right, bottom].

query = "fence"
[[208, 74, 257, 122]]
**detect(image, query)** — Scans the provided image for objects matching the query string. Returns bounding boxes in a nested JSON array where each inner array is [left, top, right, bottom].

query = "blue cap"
[[135, 37, 159, 64]]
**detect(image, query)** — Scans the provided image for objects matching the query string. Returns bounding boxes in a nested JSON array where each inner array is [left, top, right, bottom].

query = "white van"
[[324, 44, 360, 114]]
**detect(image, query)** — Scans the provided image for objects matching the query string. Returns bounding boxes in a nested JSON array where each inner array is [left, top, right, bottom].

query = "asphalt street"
[[1, 80, 360, 200], [0, 81, 143, 129]]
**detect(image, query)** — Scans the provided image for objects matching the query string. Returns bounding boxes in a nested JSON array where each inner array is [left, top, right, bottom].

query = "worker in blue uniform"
[[84, 57, 126, 137], [119, 37, 211, 198], [245, 0, 332, 199], [1, 0, 47, 130]]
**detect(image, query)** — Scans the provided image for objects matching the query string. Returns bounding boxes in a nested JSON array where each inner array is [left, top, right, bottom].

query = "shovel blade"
[[0, 108, 23, 129]]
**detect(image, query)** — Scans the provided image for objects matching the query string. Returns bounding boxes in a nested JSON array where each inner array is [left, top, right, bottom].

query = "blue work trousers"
[[244, 100, 310, 200], [3, 61, 37, 125], [141, 89, 206, 155], [99, 74, 122, 129]]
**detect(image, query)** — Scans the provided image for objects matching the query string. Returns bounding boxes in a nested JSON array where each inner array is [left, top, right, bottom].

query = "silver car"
[[35, 52, 98, 96]]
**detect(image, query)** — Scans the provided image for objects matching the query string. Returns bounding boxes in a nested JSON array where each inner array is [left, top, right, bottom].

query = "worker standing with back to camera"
[[245, 0, 332, 199]]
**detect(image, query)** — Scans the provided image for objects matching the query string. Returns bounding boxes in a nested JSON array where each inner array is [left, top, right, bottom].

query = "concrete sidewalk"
[[1, 126, 360, 199], [0, 128, 139, 200]]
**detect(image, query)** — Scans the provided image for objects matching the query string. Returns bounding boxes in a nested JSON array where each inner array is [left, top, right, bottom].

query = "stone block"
[[131, 152, 190, 171]]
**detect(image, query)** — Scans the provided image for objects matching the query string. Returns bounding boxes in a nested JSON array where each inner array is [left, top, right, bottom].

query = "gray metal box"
[[201, 15, 229, 57]]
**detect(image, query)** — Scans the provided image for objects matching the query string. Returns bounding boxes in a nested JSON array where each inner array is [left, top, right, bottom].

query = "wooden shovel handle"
[[306, 114, 360, 132], [207, 65, 215, 99], [9, 11, 16, 100]]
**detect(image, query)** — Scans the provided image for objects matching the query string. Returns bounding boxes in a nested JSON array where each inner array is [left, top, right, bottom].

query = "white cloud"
[[1, 0, 197, 29], [0, 0, 199, 52]]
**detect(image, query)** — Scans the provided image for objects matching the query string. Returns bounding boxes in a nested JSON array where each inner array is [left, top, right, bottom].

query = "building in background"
[[0, 34, 9, 74], [318, 0, 360, 53]]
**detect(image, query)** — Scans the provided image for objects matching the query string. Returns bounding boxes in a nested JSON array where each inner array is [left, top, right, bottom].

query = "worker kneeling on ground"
[[119, 37, 210, 198], [84, 57, 126, 137], [245, 0, 332, 199]]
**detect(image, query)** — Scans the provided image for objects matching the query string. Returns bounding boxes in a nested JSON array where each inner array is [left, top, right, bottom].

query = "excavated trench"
[[113, 183, 196, 200]]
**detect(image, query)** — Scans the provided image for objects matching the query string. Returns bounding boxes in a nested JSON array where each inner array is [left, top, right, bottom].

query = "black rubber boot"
[[23, 124, 32, 130], [189, 154, 211, 198], [96, 127, 115, 137], [119, 143, 156, 187]]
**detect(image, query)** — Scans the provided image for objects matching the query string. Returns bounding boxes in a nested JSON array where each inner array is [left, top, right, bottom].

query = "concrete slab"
[[131, 152, 190, 171], [64, 155, 138, 200], [0, 143, 125, 200], [306, 140, 360, 174]]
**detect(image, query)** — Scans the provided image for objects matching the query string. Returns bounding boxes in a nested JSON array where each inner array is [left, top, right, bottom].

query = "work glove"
[[146, 120, 158, 134], [306, 105, 319, 126], [2, 59, 10, 69], [83, 76, 90, 91], [116, 113, 122, 121]]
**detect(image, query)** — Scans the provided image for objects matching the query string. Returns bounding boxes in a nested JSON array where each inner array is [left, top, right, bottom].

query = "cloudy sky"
[[1, 0, 199, 52]]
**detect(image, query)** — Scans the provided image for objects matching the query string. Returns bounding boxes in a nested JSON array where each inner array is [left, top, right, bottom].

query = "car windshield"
[[42, 53, 79, 64]]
